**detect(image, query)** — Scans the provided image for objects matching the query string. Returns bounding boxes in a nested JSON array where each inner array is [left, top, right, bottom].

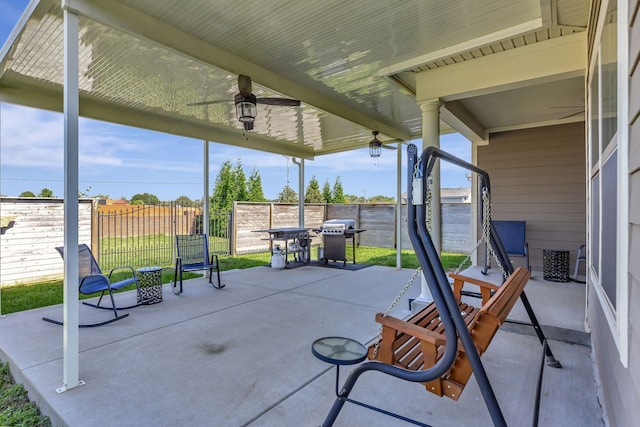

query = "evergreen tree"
[[322, 179, 333, 204], [233, 159, 248, 202], [211, 160, 235, 212], [277, 185, 298, 203], [247, 167, 266, 202], [332, 177, 346, 203], [304, 175, 324, 203]]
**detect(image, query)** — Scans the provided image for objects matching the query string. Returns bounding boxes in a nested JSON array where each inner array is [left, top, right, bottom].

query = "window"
[[587, 0, 629, 366]]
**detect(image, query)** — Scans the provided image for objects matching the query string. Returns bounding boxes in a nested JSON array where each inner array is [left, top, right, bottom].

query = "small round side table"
[[312, 336, 367, 396]]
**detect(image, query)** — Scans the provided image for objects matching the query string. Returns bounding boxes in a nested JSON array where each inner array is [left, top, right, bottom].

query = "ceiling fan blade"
[[238, 74, 252, 96], [560, 110, 584, 119], [256, 97, 301, 106], [187, 100, 232, 106]]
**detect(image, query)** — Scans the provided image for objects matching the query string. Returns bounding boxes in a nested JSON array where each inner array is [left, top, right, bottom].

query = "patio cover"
[[1, 0, 588, 156], [0, 0, 589, 391]]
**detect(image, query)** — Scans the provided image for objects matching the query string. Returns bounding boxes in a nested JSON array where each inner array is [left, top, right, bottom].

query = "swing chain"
[[425, 174, 433, 234], [453, 189, 507, 279], [481, 191, 508, 279], [372, 266, 423, 358]]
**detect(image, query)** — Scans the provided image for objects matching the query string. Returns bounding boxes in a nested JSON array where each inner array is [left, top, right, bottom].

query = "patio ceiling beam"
[[440, 101, 488, 144], [0, 77, 316, 159], [415, 31, 586, 102], [61, 0, 411, 143]]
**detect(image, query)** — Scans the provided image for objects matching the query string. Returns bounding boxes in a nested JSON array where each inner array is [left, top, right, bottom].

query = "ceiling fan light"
[[235, 93, 257, 124], [369, 131, 382, 158]]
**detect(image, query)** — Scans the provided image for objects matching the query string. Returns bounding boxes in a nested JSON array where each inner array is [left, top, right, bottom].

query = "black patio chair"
[[42, 244, 138, 327], [173, 234, 224, 294]]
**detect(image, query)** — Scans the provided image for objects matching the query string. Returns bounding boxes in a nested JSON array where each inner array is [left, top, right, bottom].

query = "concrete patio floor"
[[0, 264, 605, 427]]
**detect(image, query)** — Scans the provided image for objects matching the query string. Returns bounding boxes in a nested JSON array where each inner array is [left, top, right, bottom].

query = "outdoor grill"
[[252, 227, 312, 268], [315, 219, 364, 266], [320, 219, 355, 235]]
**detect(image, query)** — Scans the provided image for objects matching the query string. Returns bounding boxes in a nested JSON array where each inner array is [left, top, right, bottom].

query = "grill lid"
[[321, 219, 355, 235], [323, 219, 355, 229]]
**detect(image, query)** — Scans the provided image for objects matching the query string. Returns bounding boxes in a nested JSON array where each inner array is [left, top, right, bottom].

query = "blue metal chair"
[[42, 244, 138, 327], [483, 220, 530, 273], [173, 234, 224, 295]]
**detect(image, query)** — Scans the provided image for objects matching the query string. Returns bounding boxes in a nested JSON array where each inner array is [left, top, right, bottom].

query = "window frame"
[[587, 0, 629, 367]]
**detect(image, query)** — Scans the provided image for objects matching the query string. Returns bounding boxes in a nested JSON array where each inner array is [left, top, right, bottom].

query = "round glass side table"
[[312, 336, 367, 396]]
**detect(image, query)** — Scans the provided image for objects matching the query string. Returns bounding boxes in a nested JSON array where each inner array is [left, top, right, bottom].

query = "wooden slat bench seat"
[[368, 267, 530, 400]]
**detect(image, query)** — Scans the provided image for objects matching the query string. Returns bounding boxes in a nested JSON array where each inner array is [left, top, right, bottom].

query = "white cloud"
[[0, 105, 64, 167]]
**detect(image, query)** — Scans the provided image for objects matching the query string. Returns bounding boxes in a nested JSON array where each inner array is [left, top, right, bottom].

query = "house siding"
[[588, 1, 640, 426], [477, 122, 587, 272], [589, 285, 640, 426]]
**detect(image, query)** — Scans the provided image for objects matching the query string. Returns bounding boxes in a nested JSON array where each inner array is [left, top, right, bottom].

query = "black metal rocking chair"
[[173, 234, 224, 294], [42, 244, 138, 327]]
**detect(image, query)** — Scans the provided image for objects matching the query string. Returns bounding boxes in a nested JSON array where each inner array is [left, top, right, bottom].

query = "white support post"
[[203, 140, 210, 276], [292, 158, 305, 227], [470, 142, 480, 267], [421, 100, 441, 252], [413, 99, 441, 306], [396, 141, 403, 269], [299, 159, 304, 228], [60, 4, 83, 393], [203, 140, 210, 235]]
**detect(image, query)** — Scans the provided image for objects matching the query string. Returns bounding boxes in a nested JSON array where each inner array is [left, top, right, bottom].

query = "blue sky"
[[0, 0, 471, 201]]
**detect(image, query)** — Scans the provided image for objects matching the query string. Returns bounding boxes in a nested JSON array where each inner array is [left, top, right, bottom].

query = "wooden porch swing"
[[369, 267, 530, 400], [321, 146, 561, 427]]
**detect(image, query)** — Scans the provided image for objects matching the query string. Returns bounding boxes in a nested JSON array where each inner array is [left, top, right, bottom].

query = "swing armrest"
[[448, 273, 500, 305], [375, 313, 447, 346]]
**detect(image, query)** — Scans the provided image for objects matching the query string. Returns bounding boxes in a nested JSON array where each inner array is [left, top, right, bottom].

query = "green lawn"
[[0, 247, 468, 315], [98, 234, 229, 271], [0, 363, 51, 427]]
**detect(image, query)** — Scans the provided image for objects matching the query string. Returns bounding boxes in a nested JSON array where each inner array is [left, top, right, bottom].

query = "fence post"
[[231, 204, 237, 256], [356, 204, 362, 247], [91, 199, 100, 263], [269, 203, 274, 229]]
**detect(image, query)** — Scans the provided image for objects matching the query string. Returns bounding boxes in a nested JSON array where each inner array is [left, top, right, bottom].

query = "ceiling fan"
[[187, 74, 301, 131], [368, 131, 397, 158]]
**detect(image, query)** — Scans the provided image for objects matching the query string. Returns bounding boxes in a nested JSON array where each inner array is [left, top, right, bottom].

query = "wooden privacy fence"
[[0, 198, 470, 287], [0, 198, 94, 286], [232, 202, 472, 255]]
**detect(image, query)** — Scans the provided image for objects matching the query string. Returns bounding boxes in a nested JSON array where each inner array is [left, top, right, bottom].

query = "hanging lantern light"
[[235, 93, 257, 131], [369, 131, 382, 158]]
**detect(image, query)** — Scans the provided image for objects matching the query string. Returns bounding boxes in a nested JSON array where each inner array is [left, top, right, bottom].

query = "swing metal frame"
[[321, 145, 561, 427]]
